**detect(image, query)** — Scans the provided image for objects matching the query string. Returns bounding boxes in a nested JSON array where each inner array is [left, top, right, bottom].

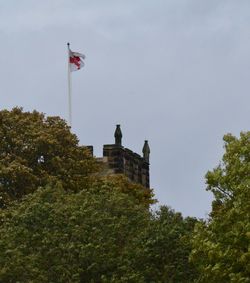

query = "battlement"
[[89, 125, 150, 188]]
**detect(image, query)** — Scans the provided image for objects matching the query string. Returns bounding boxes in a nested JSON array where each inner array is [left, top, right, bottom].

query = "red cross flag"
[[67, 43, 86, 127], [69, 49, 85, 72]]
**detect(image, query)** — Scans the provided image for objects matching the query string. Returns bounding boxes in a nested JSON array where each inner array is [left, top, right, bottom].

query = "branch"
[[216, 185, 233, 199]]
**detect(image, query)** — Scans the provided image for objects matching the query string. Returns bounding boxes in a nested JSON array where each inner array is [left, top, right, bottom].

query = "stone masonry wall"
[[103, 144, 150, 188]]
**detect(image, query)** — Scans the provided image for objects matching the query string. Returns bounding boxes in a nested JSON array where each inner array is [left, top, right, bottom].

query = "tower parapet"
[[102, 125, 150, 188]]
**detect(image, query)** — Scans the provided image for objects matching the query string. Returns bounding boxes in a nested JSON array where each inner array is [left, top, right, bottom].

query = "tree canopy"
[[1, 108, 248, 282], [123, 206, 198, 283], [0, 182, 152, 282], [0, 108, 98, 207], [191, 132, 250, 283], [0, 183, 196, 283]]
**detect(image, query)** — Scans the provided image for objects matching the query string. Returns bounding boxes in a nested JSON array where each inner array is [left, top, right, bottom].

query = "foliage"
[[98, 174, 155, 208], [0, 183, 150, 283], [0, 107, 202, 282], [0, 184, 196, 282], [122, 206, 198, 283], [191, 132, 250, 283], [0, 108, 98, 207]]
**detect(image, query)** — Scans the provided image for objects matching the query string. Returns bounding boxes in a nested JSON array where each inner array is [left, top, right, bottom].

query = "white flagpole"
[[67, 42, 72, 127]]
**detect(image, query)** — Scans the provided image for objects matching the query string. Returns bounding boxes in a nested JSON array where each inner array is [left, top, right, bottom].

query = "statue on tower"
[[142, 140, 150, 163], [114, 124, 122, 146]]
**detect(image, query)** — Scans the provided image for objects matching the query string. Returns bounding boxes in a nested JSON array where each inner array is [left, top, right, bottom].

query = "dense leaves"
[[123, 206, 198, 283], [99, 174, 155, 208], [1, 108, 248, 282], [0, 108, 196, 282], [191, 132, 250, 283], [0, 184, 150, 282], [0, 108, 98, 207], [0, 185, 196, 283]]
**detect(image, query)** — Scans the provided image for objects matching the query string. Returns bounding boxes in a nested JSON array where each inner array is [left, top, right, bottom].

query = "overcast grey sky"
[[1, 0, 249, 217]]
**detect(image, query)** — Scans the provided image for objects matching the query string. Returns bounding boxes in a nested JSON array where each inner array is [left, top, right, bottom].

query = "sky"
[[0, 0, 249, 218]]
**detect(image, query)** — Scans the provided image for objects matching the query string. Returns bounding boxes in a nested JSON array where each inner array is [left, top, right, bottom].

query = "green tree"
[[0, 108, 98, 207], [191, 132, 250, 283], [0, 184, 197, 283], [99, 174, 155, 208], [123, 206, 198, 283], [0, 182, 150, 283], [0, 107, 198, 282]]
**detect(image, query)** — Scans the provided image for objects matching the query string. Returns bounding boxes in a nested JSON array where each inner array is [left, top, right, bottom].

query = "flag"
[[69, 49, 85, 72]]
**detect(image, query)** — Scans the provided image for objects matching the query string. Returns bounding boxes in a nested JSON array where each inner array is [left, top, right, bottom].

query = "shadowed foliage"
[[0, 108, 98, 207], [191, 132, 250, 283]]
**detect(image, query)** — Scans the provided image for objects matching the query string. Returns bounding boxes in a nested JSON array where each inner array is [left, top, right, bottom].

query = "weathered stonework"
[[88, 125, 150, 188]]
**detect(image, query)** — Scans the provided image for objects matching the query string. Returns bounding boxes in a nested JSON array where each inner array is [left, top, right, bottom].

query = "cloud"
[[1, 0, 249, 217]]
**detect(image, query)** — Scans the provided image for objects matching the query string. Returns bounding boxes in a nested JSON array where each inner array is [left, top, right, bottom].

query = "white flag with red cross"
[[67, 43, 85, 127], [69, 49, 85, 72]]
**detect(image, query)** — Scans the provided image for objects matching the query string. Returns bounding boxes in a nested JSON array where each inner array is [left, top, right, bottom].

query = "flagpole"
[[67, 42, 72, 127]]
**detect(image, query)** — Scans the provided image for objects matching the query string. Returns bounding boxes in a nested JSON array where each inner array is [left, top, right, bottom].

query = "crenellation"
[[89, 125, 150, 188]]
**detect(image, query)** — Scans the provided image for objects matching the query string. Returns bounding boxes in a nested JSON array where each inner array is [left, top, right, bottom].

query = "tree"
[[0, 107, 199, 282], [122, 206, 198, 283], [0, 182, 150, 283], [0, 108, 98, 207], [0, 182, 198, 283], [191, 132, 250, 283], [99, 174, 155, 208]]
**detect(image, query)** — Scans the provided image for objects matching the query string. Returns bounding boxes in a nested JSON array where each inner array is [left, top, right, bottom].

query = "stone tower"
[[101, 125, 150, 188]]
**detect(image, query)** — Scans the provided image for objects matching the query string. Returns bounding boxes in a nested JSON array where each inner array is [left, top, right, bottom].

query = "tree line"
[[0, 108, 249, 283]]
